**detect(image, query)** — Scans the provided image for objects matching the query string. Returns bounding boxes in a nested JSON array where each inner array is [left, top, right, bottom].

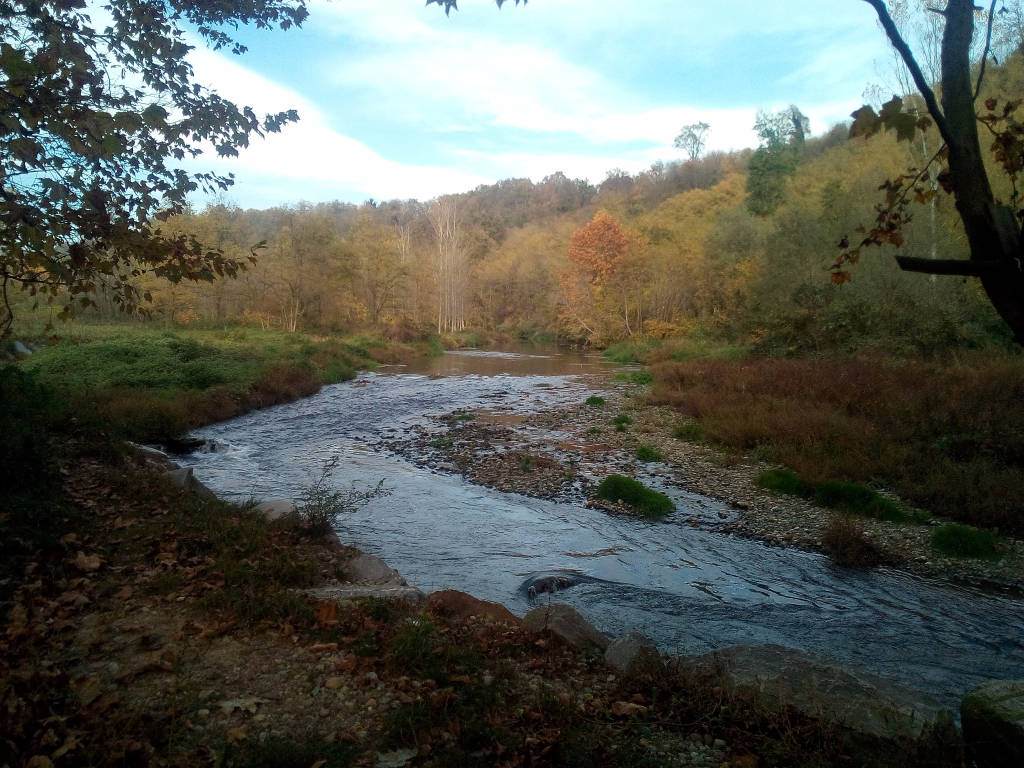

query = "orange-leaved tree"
[[560, 210, 644, 342]]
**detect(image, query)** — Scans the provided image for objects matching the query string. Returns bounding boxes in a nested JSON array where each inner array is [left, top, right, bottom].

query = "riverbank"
[[3, 335, 1021, 765], [383, 374, 1024, 593], [0, 435, 966, 767], [6, 323, 441, 443]]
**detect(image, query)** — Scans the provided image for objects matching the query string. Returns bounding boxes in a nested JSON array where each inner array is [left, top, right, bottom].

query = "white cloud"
[[175, 0, 890, 207], [186, 48, 488, 202]]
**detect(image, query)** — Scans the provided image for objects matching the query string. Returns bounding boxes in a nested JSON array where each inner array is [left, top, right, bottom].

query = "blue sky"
[[186, 0, 896, 209]]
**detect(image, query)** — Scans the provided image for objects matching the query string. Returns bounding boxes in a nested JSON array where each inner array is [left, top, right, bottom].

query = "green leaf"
[[142, 104, 168, 127]]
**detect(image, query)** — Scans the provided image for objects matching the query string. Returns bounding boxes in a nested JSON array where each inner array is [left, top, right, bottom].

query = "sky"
[[183, 0, 898, 209]]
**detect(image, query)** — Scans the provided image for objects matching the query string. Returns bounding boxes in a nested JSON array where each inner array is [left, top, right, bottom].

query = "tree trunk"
[[865, 0, 1024, 343], [940, 0, 1024, 343]]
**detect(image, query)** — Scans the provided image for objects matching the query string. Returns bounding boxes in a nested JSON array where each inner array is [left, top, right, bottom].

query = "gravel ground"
[[382, 375, 1024, 595]]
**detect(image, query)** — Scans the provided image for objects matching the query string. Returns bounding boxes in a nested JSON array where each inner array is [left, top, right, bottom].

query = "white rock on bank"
[[164, 466, 217, 501], [345, 553, 407, 585], [253, 499, 297, 521]]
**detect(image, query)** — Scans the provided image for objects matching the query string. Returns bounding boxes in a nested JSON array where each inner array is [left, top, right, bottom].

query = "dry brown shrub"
[[649, 356, 1024, 533], [821, 514, 886, 567]]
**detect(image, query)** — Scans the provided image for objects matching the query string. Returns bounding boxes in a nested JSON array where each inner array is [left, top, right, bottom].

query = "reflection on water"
[[175, 350, 1024, 709], [382, 347, 608, 378]]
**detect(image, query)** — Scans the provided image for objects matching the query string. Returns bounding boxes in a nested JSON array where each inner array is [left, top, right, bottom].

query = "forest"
[[12, 48, 1022, 359]]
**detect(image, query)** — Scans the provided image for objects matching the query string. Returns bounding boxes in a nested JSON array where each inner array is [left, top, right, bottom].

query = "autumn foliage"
[[560, 210, 643, 342]]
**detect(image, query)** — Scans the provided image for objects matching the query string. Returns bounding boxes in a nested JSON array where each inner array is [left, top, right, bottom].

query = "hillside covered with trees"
[[18, 48, 1022, 358]]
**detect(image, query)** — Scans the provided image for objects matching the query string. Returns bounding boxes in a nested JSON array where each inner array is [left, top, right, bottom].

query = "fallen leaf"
[[114, 586, 133, 600], [324, 677, 344, 690], [74, 676, 102, 706], [316, 601, 338, 626], [610, 701, 647, 717], [74, 551, 102, 572], [308, 642, 338, 653], [225, 726, 248, 744]]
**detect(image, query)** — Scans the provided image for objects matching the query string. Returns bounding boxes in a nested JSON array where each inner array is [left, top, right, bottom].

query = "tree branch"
[[862, 0, 953, 145], [895, 255, 1004, 275], [974, 0, 999, 100]]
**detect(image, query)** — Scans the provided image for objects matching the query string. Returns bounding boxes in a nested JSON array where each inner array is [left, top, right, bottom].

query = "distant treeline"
[[29, 53, 1024, 357]]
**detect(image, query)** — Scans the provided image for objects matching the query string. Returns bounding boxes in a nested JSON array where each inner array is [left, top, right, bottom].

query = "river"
[[174, 349, 1024, 710]]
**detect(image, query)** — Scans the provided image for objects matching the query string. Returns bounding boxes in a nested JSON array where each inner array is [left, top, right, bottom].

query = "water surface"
[[176, 350, 1024, 709]]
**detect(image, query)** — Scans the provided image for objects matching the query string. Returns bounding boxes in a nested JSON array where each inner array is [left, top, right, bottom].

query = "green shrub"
[[931, 523, 1000, 559], [672, 422, 705, 442], [391, 617, 443, 678], [758, 470, 914, 523], [585, 395, 606, 406], [596, 475, 674, 519], [635, 444, 662, 462], [756, 469, 812, 497], [297, 456, 391, 537], [612, 414, 633, 426], [814, 481, 907, 522], [322, 357, 356, 384], [602, 340, 656, 364], [613, 370, 654, 385]]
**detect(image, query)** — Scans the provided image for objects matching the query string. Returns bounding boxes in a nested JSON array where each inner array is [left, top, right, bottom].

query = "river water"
[[175, 350, 1024, 709]]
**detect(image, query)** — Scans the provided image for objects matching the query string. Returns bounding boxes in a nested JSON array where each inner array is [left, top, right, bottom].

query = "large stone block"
[[962, 679, 1024, 768], [523, 603, 608, 651], [426, 589, 521, 626], [673, 644, 955, 747], [605, 631, 664, 679], [345, 553, 406, 585]]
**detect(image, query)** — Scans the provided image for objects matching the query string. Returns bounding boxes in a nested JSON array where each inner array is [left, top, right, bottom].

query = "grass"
[[602, 340, 657, 364], [756, 469, 921, 523], [931, 523, 1001, 559], [585, 395, 606, 406], [757, 468, 812, 497], [612, 370, 655, 385], [596, 475, 674, 519], [672, 421, 705, 442], [635, 444, 663, 462], [13, 322, 388, 442], [651, 356, 1024, 535]]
